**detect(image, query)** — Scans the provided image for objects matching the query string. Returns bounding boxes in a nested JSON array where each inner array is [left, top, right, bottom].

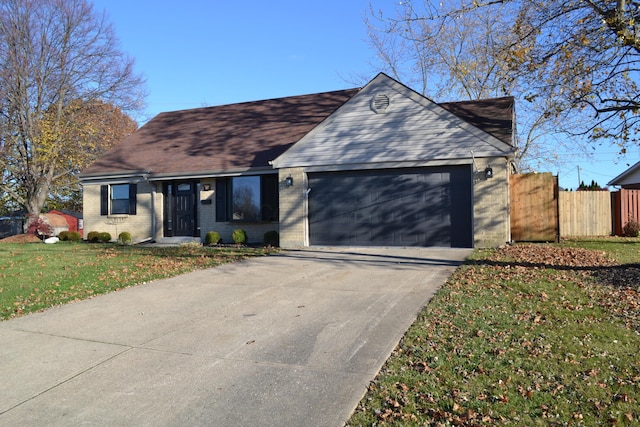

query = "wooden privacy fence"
[[559, 191, 612, 237], [511, 174, 640, 240], [613, 189, 640, 235], [510, 173, 559, 242]]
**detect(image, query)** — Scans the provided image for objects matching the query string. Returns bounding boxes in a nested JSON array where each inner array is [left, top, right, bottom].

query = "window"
[[232, 176, 261, 221], [216, 175, 278, 222], [100, 184, 137, 215], [110, 184, 131, 214]]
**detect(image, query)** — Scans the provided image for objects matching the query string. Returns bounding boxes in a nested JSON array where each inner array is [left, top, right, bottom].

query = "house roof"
[[82, 76, 516, 180], [440, 96, 515, 146], [81, 89, 359, 178]]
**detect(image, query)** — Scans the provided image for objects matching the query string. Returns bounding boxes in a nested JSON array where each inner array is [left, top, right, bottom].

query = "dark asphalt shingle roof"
[[440, 96, 515, 146], [82, 89, 514, 177], [83, 89, 360, 176]]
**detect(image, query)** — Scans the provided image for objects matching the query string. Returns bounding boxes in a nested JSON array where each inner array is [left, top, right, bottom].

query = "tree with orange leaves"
[[0, 0, 145, 215]]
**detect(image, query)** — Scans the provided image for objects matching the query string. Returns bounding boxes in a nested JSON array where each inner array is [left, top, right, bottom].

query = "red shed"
[[47, 210, 84, 237]]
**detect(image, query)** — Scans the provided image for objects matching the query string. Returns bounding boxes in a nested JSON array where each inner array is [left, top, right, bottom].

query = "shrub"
[[232, 229, 247, 244], [26, 214, 53, 239], [98, 232, 112, 243], [205, 231, 221, 245], [263, 230, 279, 247], [59, 231, 82, 242], [622, 218, 640, 237], [67, 231, 82, 242], [87, 231, 101, 243], [118, 231, 132, 245]]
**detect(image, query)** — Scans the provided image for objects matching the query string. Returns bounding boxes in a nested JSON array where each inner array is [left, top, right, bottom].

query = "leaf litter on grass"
[[348, 243, 640, 426], [0, 243, 274, 320]]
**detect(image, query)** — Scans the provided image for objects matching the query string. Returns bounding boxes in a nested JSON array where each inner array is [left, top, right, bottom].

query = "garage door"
[[308, 166, 472, 247]]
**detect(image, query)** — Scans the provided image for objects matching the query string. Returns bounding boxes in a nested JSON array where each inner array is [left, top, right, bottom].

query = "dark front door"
[[175, 182, 195, 236], [307, 166, 473, 248], [164, 181, 197, 237]]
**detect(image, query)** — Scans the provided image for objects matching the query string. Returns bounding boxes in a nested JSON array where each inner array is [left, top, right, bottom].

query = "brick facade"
[[199, 177, 278, 244], [472, 158, 511, 248], [276, 162, 512, 250], [82, 181, 161, 242], [277, 168, 307, 248]]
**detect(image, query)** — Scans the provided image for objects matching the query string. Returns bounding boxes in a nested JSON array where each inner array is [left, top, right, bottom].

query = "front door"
[[164, 181, 198, 237]]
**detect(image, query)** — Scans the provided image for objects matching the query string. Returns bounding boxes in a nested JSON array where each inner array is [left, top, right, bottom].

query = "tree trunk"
[[25, 180, 50, 216]]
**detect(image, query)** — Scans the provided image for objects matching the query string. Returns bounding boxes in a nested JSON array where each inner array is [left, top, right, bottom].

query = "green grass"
[[0, 242, 275, 320], [348, 240, 640, 426]]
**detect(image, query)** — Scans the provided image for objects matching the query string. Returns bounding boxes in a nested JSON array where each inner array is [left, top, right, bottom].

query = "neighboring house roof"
[[82, 73, 516, 180], [608, 160, 640, 186], [48, 209, 82, 219], [272, 73, 516, 169], [81, 89, 359, 178], [43, 213, 69, 228]]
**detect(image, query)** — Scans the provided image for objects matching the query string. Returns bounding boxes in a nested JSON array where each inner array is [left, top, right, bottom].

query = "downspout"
[[304, 186, 311, 247], [151, 184, 156, 241]]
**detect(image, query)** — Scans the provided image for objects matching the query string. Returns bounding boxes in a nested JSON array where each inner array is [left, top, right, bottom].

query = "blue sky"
[[91, 0, 639, 190], [92, 1, 379, 118]]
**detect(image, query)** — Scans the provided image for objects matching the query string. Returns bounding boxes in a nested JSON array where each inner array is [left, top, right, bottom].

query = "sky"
[[90, 0, 640, 190]]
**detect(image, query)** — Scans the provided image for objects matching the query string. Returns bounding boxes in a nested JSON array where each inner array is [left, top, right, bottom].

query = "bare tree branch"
[[0, 0, 145, 215]]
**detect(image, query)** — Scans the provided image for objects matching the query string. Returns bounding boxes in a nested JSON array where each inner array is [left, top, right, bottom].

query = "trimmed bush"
[[232, 229, 247, 244], [58, 231, 81, 242], [118, 231, 132, 245], [205, 231, 221, 245], [67, 231, 82, 242], [98, 232, 112, 243], [623, 218, 640, 237], [263, 230, 279, 247], [87, 231, 101, 243]]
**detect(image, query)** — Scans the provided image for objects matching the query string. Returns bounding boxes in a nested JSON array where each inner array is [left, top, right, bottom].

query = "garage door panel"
[[308, 167, 472, 247]]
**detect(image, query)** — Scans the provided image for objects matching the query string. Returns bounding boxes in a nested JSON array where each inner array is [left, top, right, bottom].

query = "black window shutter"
[[100, 185, 108, 215], [129, 184, 137, 215], [260, 175, 279, 221], [215, 178, 228, 222]]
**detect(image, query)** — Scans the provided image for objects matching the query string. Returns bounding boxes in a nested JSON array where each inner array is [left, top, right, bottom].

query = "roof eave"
[[607, 160, 640, 186], [79, 166, 278, 184]]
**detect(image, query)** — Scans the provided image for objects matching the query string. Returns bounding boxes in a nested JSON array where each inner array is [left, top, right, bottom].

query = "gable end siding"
[[273, 74, 514, 169]]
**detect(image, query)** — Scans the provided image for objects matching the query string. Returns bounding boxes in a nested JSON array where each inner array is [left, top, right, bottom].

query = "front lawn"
[[348, 239, 640, 426], [0, 242, 274, 320]]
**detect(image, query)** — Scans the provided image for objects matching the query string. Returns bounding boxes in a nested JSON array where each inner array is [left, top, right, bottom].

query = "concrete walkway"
[[0, 247, 471, 426]]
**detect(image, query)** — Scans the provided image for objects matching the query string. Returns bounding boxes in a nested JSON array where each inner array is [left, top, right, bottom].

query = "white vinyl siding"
[[273, 74, 515, 169]]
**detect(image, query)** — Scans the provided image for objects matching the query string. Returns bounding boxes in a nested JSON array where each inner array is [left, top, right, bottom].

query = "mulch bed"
[[0, 234, 42, 243]]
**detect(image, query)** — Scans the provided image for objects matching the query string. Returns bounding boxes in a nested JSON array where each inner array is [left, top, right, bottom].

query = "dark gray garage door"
[[308, 166, 473, 247]]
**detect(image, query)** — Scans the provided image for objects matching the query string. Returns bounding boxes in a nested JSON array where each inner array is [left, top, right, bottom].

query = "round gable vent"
[[371, 93, 391, 113]]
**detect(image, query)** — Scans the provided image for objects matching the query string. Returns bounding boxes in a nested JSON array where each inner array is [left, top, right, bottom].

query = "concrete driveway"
[[0, 247, 470, 426]]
